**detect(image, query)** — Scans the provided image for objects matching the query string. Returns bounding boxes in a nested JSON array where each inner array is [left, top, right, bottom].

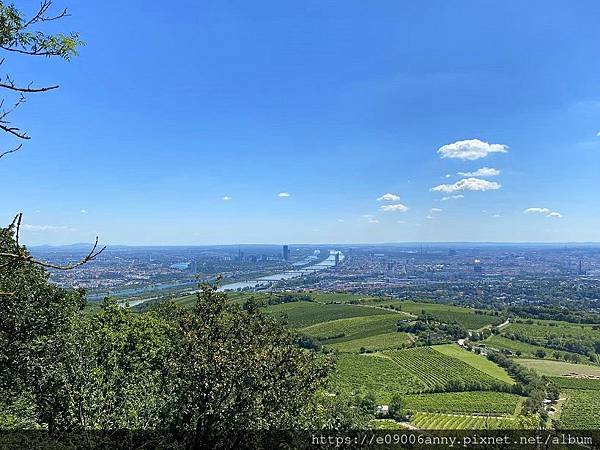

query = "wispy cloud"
[[80, 209, 88, 214], [524, 207, 562, 218], [430, 208, 442, 213], [441, 194, 464, 201], [22, 224, 78, 232], [380, 203, 409, 212], [222, 196, 232, 201], [524, 207, 551, 214], [431, 178, 501, 193], [438, 139, 508, 160], [362, 214, 380, 223], [376, 193, 400, 202], [277, 192, 290, 198], [457, 167, 500, 177]]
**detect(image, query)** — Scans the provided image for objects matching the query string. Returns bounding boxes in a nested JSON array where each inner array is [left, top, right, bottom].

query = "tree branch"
[[0, 82, 59, 93], [1, 213, 106, 270], [0, 143, 22, 159]]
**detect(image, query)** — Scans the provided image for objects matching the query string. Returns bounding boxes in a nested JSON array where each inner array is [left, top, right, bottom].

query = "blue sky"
[[1, 0, 600, 245]]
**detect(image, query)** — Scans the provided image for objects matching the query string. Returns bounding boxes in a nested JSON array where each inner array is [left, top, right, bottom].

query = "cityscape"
[[33, 243, 600, 311]]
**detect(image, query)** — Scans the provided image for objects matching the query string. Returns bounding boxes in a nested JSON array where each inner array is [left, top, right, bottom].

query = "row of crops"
[[550, 377, 600, 390], [410, 412, 519, 430], [384, 347, 507, 392], [299, 314, 407, 344], [558, 390, 600, 429], [402, 392, 523, 415]]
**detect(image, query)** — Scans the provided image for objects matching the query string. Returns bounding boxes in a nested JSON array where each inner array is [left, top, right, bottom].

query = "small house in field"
[[376, 405, 389, 417]]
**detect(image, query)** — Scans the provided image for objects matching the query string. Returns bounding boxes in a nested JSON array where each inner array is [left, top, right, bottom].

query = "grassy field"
[[410, 412, 520, 430], [483, 334, 574, 359], [369, 300, 502, 329], [326, 332, 413, 353], [516, 359, 600, 378], [402, 392, 523, 415], [264, 301, 394, 328], [503, 320, 600, 347], [549, 377, 600, 390], [433, 344, 514, 384], [300, 314, 409, 342], [558, 389, 600, 429]]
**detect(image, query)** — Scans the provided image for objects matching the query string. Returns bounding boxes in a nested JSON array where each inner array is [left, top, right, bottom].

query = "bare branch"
[[1, 214, 106, 270], [0, 82, 59, 93], [23, 1, 70, 29], [0, 123, 29, 140], [0, 143, 22, 160]]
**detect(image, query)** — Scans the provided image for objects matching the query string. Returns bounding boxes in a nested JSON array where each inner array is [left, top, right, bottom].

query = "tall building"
[[283, 245, 289, 261], [335, 253, 340, 265]]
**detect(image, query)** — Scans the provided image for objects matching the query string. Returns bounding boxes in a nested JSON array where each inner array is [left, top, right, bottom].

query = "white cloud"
[[80, 209, 88, 214], [23, 224, 78, 232], [222, 196, 232, 201], [425, 215, 434, 220], [380, 203, 409, 212], [430, 208, 442, 213], [277, 192, 290, 198], [524, 207, 562, 218], [444, 174, 452, 179], [438, 139, 508, 160], [337, 218, 344, 223], [493, 214, 502, 218], [431, 177, 501, 193], [457, 167, 500, 177], [524, 207, 551, 215], [441, 194, 464, 201], [377, 193, 400, 202], [597, 131, 600, 137], [362, 214, 380, 223]]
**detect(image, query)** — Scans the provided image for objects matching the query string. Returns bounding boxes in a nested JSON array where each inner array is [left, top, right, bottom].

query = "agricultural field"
[[331, 347, 511, 403], [516, 359, 600, 378], [264, 301, 394, 328], [331, 352, 425, 402], [501, 320, 600, 351], [433, 344, 514, 384], [410, 412, 521, 430], [326, 332, 412, 353], [484, 335, 571, 359], [402, 392, 523, 415], [558, 390, 600, 429], [300, 314, 409, 343], [385, 347, 509, 392], [549, 377, 600, 390], [357, 299, 502, 330]]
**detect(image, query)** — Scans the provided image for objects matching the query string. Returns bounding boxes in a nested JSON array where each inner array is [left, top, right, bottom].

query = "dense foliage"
[[1, 226, 373, 440]]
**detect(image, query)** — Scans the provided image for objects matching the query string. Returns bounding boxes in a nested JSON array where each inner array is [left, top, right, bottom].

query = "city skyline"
[[1, 1, 600, 245]]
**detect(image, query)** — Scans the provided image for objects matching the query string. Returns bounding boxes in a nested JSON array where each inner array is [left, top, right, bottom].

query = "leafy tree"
[[166, 285, 332, 445], [0, 222, 85, 428]]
